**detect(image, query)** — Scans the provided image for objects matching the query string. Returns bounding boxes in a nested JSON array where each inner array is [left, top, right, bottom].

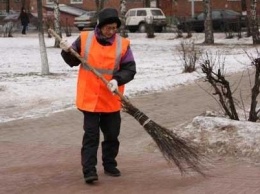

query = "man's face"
[[100, 23, 118, 38]]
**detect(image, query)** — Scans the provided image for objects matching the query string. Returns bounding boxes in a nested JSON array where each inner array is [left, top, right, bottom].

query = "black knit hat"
[[97, 8, 121, 28]]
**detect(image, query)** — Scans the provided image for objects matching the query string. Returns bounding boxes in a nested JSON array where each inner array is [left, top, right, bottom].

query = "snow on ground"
[[174, 114, 260, 162], [0, 31, 260, 161]]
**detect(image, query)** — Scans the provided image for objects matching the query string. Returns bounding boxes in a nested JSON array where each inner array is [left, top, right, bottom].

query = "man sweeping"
[[60, 8, 136, 184]]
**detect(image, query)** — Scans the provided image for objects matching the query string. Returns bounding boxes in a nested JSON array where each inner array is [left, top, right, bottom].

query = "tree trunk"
[[100, 0, 105, 11], [119, 0, 128, 38], [144, 0, 150, 7], [53, 0, 62, 48], [156, 0, 160, 7], [250, 0, 260, 44], [95, 0, 105, 12], [241, 0, 247, 12], [95, 0, 99, 12], [37, 0, 50, 75], [249, 58, 260, 122], [6, 0, 10, 13], [241, 0, 251, 37], [21, 0, 26, 7], [203, 0, 214, 44]]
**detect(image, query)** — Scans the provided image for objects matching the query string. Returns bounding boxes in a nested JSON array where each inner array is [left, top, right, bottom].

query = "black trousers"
[[81, 111, 121, 175], [22, 25, 27, 34]]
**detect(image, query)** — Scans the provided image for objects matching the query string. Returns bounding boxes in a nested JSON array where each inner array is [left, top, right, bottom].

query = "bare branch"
[[201, 55, 239, 120]]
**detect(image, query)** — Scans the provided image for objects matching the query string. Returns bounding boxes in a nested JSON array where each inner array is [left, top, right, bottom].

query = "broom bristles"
[[122, 100, 207, 176]]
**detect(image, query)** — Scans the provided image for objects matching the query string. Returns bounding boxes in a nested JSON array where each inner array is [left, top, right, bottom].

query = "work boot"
[[104, 167, 121, 177], [84, 171, 98, 184]]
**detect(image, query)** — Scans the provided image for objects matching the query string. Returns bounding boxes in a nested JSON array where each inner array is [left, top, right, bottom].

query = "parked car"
[[74, 11, 97, 31], [177, 9, 247, 32], [125, 7, 167, 33]]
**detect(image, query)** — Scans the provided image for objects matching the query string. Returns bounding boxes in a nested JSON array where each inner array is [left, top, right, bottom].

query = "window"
[[151, 10, 163, 16], [197, 13, 205, 20], [71, 0, 83, 3], [46, 0, 54, 4], [129, 10, 136, 17], [137, 10, 146, 16], [15, 0, 21, 2], [212, 11, 222, 20]]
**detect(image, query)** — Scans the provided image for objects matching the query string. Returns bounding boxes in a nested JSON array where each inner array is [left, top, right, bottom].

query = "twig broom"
[[49, 29, 206, 176]]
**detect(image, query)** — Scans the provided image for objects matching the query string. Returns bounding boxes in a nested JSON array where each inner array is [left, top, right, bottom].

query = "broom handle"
[[48, 29, 130, 104]]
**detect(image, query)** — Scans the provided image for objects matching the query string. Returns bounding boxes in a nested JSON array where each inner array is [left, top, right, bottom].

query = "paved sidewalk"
[[0, 72, 260, 194]]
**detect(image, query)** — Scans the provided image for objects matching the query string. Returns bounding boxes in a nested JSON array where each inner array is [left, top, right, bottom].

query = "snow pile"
[[177, 116, 260, 162]]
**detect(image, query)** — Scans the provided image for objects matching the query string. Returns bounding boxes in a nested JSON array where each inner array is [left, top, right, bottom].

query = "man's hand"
[[59, 39, 70, 52], [107, 79, 118, 93]]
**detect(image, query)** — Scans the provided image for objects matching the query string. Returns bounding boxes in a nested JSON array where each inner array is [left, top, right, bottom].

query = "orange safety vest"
[[76, 31, 129, 112]]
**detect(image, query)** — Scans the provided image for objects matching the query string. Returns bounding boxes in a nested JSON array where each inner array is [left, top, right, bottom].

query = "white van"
[[125, 8, 167, 33]]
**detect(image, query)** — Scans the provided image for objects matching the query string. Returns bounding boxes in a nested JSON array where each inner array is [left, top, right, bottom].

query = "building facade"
[[0, 0, 259, 20], [0, 0, 144, 14], [166, 0, 259, 17]]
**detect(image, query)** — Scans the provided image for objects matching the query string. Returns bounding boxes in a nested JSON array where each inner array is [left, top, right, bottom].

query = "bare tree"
[[21, 0, 26, 7], [201, 58, 239, 120], [201, 52, 260, 122], [241, 0, 247, 14], [53, 0, 62, 48], [37, 0, 50, 75], [249, 0, 260, 44], [95, 0, 105, 12], [178, 40, 202, 73], [241, 0, 251, 37], [249, 57, 260, 121], [6, 0, 10, 13], [119, 0, 128, 37], [203, 0, 214, 44], [144, 0, 150, 7]]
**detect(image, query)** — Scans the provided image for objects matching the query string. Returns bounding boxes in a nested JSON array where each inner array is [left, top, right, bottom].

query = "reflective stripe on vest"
[[82, 31, 122, 75]]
